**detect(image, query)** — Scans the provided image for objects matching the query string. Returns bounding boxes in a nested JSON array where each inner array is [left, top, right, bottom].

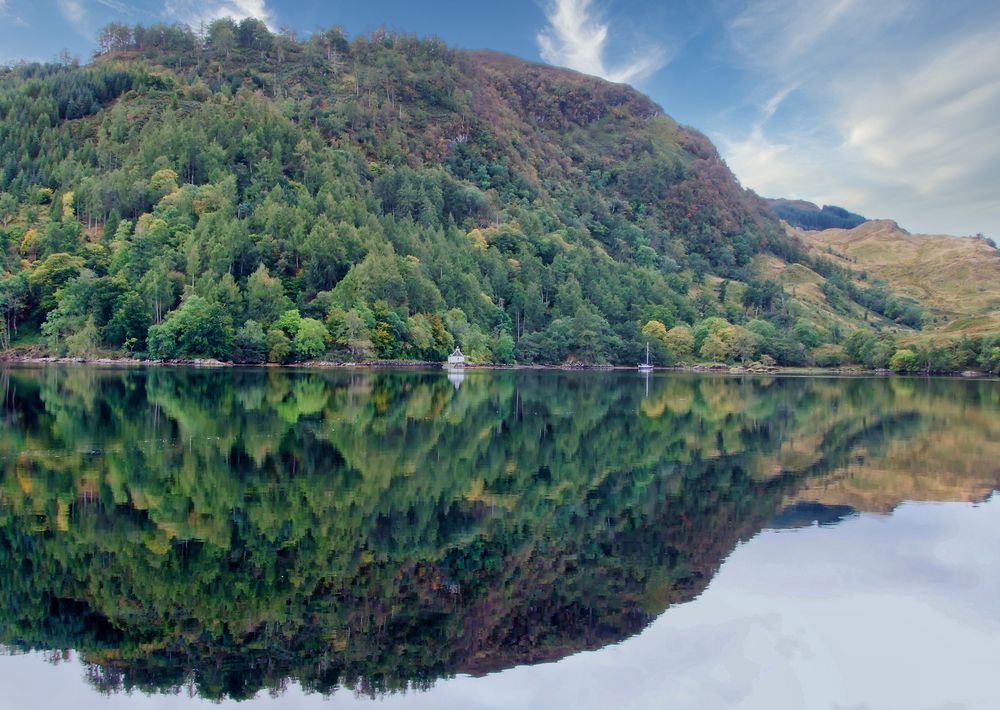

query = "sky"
[[1, 0, 999, 238]]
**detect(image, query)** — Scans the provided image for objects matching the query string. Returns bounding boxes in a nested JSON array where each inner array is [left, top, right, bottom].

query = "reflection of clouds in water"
[[3, 497, 998, 709], [421, 498, 1000, 709]]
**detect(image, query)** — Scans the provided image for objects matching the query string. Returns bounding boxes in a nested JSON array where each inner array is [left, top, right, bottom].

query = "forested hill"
[[0, 20, 997, 370]]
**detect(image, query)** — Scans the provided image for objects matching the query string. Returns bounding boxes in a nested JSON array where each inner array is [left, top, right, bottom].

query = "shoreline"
[[0, 354, 994, 379]]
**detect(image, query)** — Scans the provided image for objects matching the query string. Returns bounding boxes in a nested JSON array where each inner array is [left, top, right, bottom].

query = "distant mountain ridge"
[[765, 198, 868, 231]]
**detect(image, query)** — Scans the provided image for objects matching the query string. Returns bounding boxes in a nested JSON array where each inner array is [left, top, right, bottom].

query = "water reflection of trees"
[[0, 367, 997, 700]]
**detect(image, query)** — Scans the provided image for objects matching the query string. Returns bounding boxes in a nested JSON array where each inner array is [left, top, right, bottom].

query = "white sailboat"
[[639, 343, 654, 372]]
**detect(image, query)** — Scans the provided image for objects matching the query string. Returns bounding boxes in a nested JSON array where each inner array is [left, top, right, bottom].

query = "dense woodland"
[[3, 368, 997, 699], [765, 199, 868, 231], [0, 20, 997, 372]]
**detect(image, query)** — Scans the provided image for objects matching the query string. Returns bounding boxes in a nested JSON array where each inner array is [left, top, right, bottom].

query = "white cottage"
[[447, 346, 466, 367]]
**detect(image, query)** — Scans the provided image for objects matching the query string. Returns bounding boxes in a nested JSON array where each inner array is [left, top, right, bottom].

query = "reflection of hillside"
[[0, 368, 997, 700], [787, 438, 1000, 514], [781, 379, 1000, 513]]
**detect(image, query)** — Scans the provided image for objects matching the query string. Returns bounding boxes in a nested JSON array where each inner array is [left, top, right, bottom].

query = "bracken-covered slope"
[[797, 220, 1000, 335], [755, 217, 1000, 369], [0, 20, 996, 370]]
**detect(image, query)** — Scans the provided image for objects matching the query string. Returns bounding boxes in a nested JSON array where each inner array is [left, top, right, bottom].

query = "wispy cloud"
[[93, 0, 141, 15], [722, 0, 912, 78], [715, 0, 1000, 236], [537, 0, 667, 84], [163, 0, 273, 30], [838, 32, 1000, 203], [0, 0, 29, 30], [57, 0, 86, 24]]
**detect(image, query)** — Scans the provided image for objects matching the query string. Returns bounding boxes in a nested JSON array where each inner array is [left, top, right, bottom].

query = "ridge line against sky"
[[1, 0, 998, 239]]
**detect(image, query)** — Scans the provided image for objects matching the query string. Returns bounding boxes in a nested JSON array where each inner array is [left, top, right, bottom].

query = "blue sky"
[[2, 0, 999, 238]]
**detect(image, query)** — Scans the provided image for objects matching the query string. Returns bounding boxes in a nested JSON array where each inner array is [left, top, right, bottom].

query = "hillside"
[[797, 220, 1000, 335], [0, 19, 997, 372], [753, 217, 1000, 370]]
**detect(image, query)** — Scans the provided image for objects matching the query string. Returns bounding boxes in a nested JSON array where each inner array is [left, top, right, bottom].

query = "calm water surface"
[[1, 366, 998, 709]]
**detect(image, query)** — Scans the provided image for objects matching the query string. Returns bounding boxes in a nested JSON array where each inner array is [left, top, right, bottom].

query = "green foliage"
[[275, 309, 303, 336], [267, 328, 292, 363], [889, 349, 919, 373], [664, 325, 695, 363], [980, 344, 1000, 374], [65, 315, 99, 357], [641, 319, 668, 343], [741, 278, 783, 314], [794, 319, 824, 348], [844, 330, 896, 370], [494, 332, 515, 363], [699, 332, 729, 362], [909, 343, 955, 374], [233, 319, 267, 363], [767, 200, 867, 230], [149, 168, 179, 198], [147, 295, 233, 360], [293, 317, 330, 360], [821, 273, 924, 330], [0, 271, 29, 351], [814, 348, 846, 368], [106, 292, 151, 350], [327, 307, 375, 359], [245, 264, 290, 326], [28, 253, 85, 312]]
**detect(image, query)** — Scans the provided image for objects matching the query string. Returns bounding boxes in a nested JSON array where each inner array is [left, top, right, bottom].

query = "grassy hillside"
[[798, 220, 1000, 335], [752, 218, 1000, 371]]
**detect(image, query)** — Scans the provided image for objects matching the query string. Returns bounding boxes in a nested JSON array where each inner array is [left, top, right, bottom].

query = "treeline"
[[767, 200, 868, 231], [0, 21, 984, 369], [820, 272, 924, 328], [842, 330, 1000, 374]]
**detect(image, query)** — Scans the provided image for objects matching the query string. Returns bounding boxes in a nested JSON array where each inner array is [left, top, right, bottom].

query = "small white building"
[[447, 346, 466, 366]]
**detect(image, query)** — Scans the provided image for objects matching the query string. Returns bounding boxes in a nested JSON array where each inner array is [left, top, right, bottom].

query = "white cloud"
[[537, 0, 667, 84], [0, 1, 8, 13], [715, 0, 1000, 237], [57, 0, 86, 24], [838, 32, 1000, 203], [719, 124, 875, 217], [163, 0, 273, 30]]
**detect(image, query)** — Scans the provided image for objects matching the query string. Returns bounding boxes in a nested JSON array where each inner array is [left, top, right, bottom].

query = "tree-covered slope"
[[0, 20, 996, 370]]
